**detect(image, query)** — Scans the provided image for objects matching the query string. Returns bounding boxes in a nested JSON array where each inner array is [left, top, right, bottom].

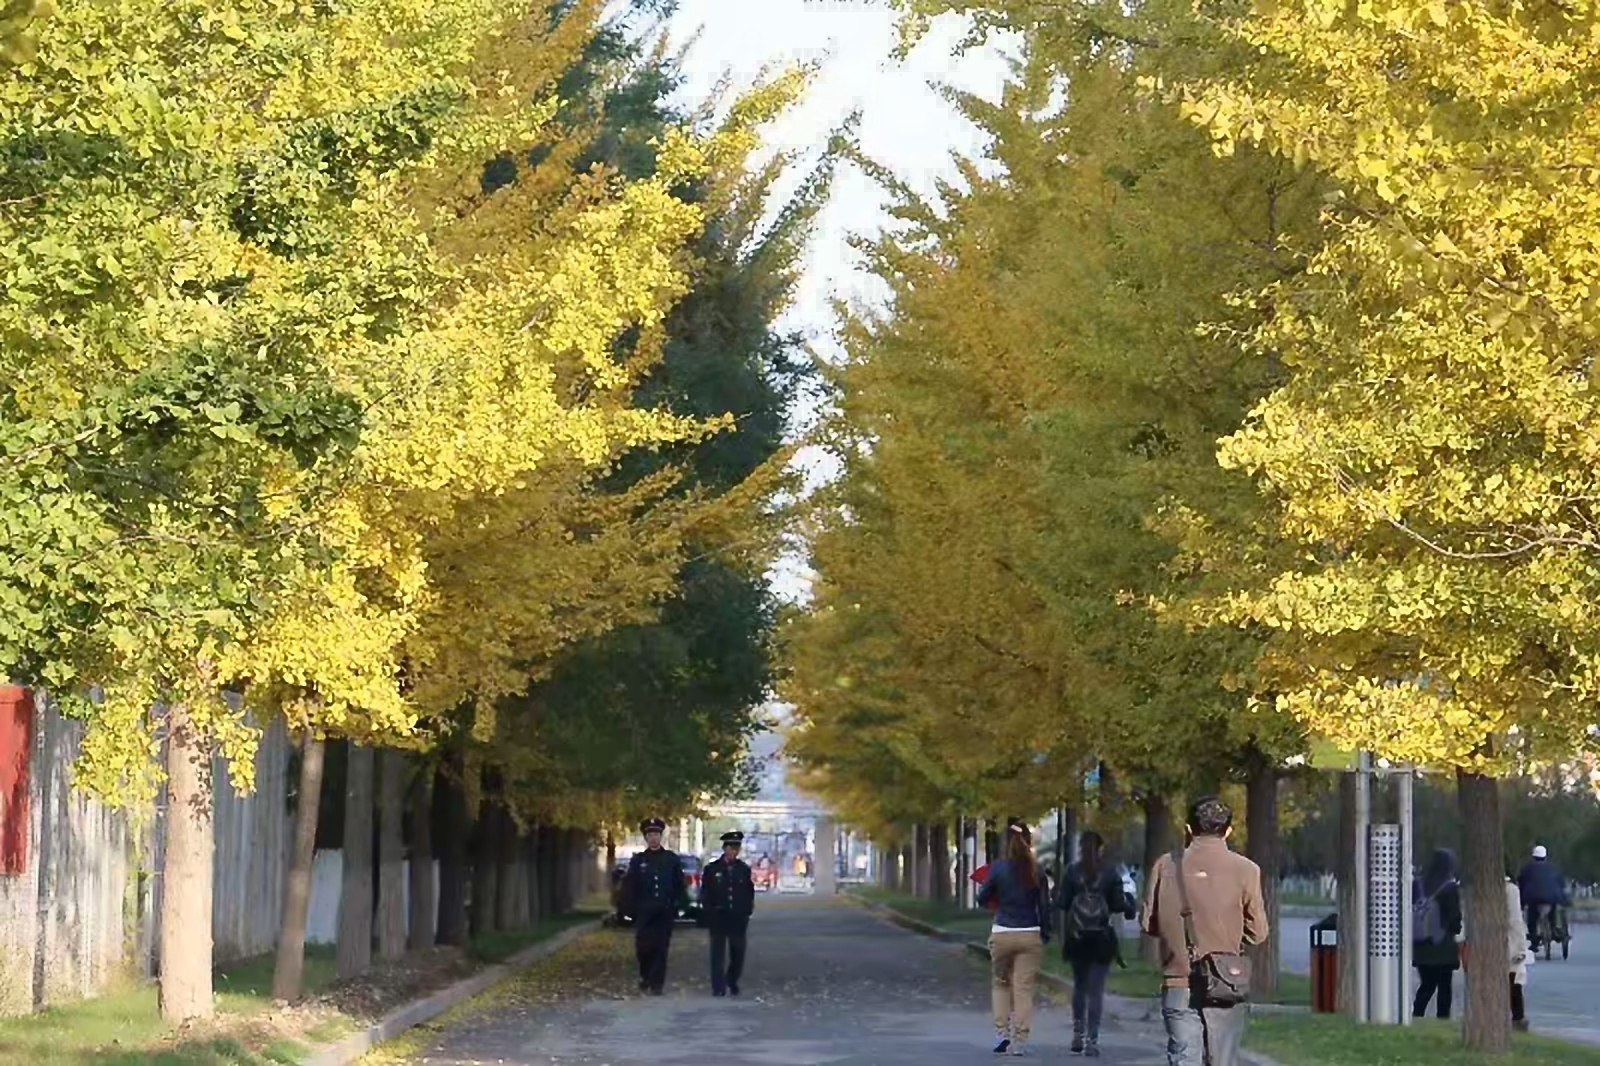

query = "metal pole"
[[1355, 753, 1372, 1023], [1398, 767, 1415, 1026]]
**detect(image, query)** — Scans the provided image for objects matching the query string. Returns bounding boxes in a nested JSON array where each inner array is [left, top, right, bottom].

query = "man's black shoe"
[[728, 983, 740, 997]]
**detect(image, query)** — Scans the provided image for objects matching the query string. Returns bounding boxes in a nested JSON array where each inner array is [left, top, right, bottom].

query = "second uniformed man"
[[700, 830, 756, 996], [620, 817, 687, 995]]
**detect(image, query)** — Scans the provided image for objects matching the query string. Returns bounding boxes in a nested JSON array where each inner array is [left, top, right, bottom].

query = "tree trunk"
[[1141, 792, 1172, 965], [471, 802, 501, 937], [531, 832, 550, 921], [560, 829, 578, 911], [530, 826, 547, 922], [435, 764, 470, 946], [1335, 771, 1360, 1016], [1458, 769, 1511, 1053], [376, 750, 407, 961], [1245, 758, 1281, 1001], [159, 705, 215, 1022], [336, 742, 375, 978], [406, 767, 435, 952], [536, 827, 555, 918], [930, 821, 951, 903], [910, 824, 927, 898], [272, 729, 325, 1000], [898, 839, 913, 894], [495, 814, 521, 931], [605, 829, 616, 870]]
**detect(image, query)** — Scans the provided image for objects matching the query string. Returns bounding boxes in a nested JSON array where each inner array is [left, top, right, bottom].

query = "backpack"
[[1066, 872, 1112, 941], [1414, 881, 1453, 945]]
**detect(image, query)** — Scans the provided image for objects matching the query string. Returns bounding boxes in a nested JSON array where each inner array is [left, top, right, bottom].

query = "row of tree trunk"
[[266, 735, 599, 1002], [871, 819, 973, 903], [155, 721, 606, 1023]]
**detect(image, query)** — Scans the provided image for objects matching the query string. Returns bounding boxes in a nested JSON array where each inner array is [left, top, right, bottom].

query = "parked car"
[[609, 855, 703, 925]]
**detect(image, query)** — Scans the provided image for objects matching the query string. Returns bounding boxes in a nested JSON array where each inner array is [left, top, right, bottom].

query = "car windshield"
[[680, 857, 700, 873]]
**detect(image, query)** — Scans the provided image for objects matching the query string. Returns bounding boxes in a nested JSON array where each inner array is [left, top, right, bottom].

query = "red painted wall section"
[[0, 684, 32, 875]]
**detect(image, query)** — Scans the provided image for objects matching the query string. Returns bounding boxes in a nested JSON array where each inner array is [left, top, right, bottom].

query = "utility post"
[[1354, 754, 1417, 1025]]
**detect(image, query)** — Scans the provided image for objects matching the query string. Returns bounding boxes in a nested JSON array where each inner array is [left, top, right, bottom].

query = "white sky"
[[666, 0, 1017, 602]]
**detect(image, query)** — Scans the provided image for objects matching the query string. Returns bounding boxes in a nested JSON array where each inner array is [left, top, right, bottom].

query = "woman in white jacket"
[[1507, 877, 1531, 1032]]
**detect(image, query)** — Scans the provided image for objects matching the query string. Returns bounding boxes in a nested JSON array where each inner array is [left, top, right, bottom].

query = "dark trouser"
[[1161, 987, 1246, 1066], [634, 907, 675, 990], [708, 914, 749, 993], [1070, 958, 1111, 1039], [1510, 976, 1526, 1023], [1413, 964, 1454, 1019]]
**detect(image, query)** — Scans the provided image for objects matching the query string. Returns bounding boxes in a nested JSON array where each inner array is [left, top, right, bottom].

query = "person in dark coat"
[[1412, 848, 1463, 1019], [1056, 830, 1134, 1056], [620, 817, 687, 994], [700, 830, 756, 996], [1517, 845, 1569, 948]]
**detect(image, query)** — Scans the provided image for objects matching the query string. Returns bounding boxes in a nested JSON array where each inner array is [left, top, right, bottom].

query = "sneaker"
[[992, 1038, 1011, 1055], [1071, 1033, 1084, 1054], [1008, 1040, 1028, 1057], [1085, 1042, 1102, 1058]]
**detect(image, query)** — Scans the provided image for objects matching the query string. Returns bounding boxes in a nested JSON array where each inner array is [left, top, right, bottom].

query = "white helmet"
[[1532, 845, 1548, 860]]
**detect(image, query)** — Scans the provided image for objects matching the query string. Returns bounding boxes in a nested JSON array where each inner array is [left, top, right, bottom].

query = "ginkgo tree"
[[2, 0, 812, 1020], [1158, 0, 1600, 1047]]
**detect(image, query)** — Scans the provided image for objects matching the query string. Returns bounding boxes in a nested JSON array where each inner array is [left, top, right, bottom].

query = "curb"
[[302, 918, 603, 1066]]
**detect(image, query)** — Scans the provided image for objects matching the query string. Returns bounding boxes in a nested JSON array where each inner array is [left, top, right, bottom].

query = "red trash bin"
[[1311, 912, 1338, 1013]]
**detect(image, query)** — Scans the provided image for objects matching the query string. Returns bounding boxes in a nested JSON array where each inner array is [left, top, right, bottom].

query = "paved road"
[[399, 898, 1178, 1065], [1277, 915, 1600, 1044]]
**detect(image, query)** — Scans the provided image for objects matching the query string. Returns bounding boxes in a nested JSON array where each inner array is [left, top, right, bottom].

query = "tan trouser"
[[990, 929, 1044, 1040]]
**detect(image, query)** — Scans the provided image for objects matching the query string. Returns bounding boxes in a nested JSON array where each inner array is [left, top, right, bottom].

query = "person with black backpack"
[[1411, 848, 1463, 1019], [1056, 830, 1135, 1057]]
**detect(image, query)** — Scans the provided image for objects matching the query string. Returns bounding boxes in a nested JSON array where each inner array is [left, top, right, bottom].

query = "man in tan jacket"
[[1141, 797, 1267, 1066]]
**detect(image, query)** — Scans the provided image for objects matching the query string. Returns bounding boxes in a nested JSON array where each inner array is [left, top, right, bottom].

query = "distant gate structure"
[[704, 798, 828, 823]]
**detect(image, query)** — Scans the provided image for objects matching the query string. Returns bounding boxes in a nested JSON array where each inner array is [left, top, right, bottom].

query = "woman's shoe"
[[992, 1038, 1011, 1055]]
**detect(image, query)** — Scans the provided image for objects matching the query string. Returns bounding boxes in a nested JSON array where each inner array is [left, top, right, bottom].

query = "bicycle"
[[1530, 903, 1571, 961]]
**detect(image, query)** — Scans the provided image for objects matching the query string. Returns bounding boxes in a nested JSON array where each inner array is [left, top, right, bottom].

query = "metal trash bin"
[[1311, 912, 1338, 1013]]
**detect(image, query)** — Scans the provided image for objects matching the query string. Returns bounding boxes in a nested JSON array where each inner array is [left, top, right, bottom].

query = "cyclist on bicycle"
[[1516, 845, 1568, 947]]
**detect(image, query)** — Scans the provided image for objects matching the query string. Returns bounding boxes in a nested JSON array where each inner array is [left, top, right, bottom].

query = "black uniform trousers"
[[708, 912, 750, 994], [635, 905, 676, 990]]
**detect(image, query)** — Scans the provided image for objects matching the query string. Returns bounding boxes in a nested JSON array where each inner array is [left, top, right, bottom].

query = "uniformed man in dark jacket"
[[620, 817, 687, 994], [700, 830, 756, 996]]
